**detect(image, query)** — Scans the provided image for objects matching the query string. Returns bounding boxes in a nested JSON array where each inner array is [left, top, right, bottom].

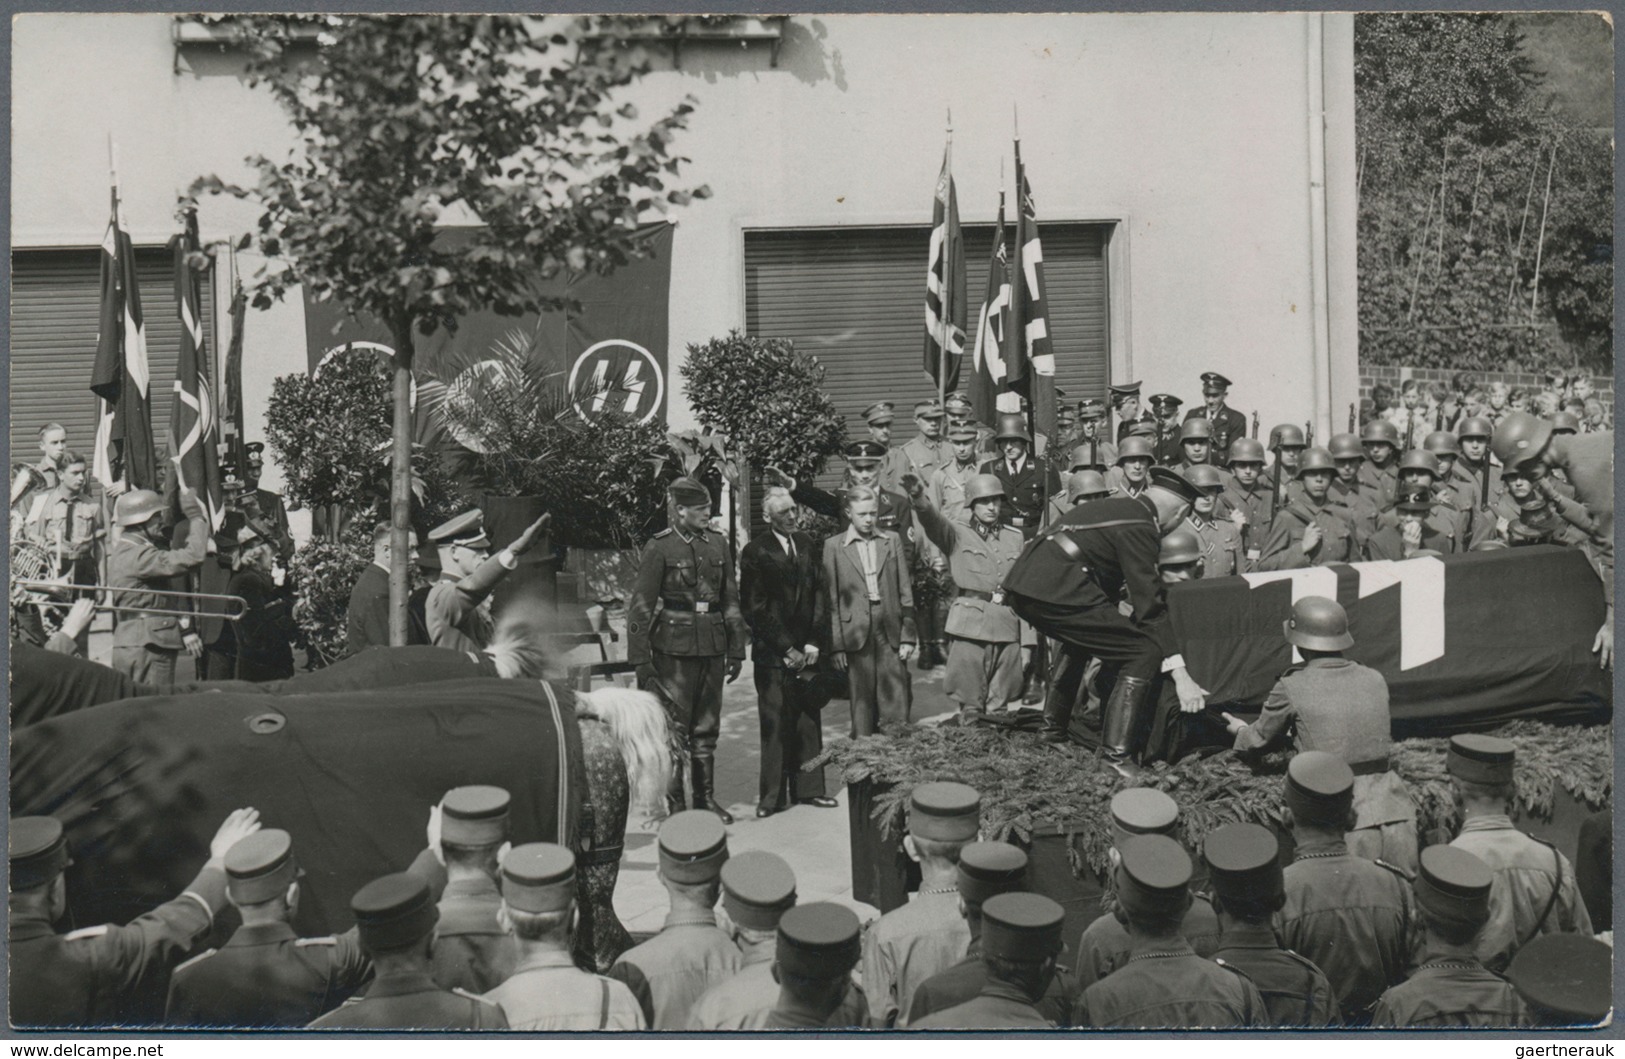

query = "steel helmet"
[[1422, 431, 1460, 457], [1456, 415, 1494, 440], [114, 488, 166, 527], [1360, 419, 1400, 445], [1066, 470, 1110, 502], [1116, 436, 1155, 463], [1158, 527, 1203, 566], [1551, 411, 1582, 435], [1269, 424, 1306, 449], [1327, 433, 1364, 461], [993, 413, 1031, 445], [965, 474, 1006, 505], [1471, 540, 1510, 552], [1069, 444, 1105, 471], [1184, 463, 1225, 491], [1294, 447, 1336, 478], [1227, 438, 1265, 465], [1283, 595, 1354, 651], [1397, 449, 1440, 477], [1490, 411, 1553, 469], [1179, 418, 1213, 442]]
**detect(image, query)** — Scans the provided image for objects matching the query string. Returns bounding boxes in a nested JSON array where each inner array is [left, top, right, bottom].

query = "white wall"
[[13, 12, 1357, 449]]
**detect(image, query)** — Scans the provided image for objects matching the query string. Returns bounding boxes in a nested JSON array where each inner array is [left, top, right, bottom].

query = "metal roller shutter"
[[744, 223, 1110, 487], [10, 247, 213, 469]]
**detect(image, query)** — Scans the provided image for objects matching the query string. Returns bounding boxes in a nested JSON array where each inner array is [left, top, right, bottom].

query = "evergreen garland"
[[810, 720, 1610, 875]]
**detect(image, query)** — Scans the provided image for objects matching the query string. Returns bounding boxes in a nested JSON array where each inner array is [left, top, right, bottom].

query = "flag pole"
[[939, 108, 951, 411]]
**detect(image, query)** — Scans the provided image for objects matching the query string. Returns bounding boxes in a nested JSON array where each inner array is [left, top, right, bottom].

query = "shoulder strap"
[[1531, 835, 1565, 934]]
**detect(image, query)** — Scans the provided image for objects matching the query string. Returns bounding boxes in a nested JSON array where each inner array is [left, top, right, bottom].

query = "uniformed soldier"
[[241, 442, 295, 564], [1369, 846, 1532, 1028], [1063, 469, 1112, 510], [1220, 437, 1270, 564], [309, 873, 507, 1029], [1157, 526, 1204, 583], [981, 413, 1057, 540], [1505, 933, 1613, 1027], [1424, 430, 1488, 538], [166, 829, 371, 1027], [690, 851, 868, 1029], [1453, 415, 1504, 513], [1175, 418, 1234, 489], [23, 449, 104, 589], [944, 391, 997, 454], [1075, 398, 1118, 469], [108, 486, 208, 684], [1204, 822, 1340, 1027], [1109, 381, 1143, 446], [1106, 435, 1156, 500], [1326, 433, 1381, 544], [1003, 468, 1208, 764], [862, 401, 911, 491], [628, 477, 748, 821], [900, 400, 950, 482], [1256, 448, 1358, 570], [1071, 789, 1223, 994], [1277, 752, 1416, 1024], [1365, 484, 1456, 561], [1188, 372, 1249, 465], [427, 785, 519, 994], [1261, 423, 1309, 510], [479, 843, 645, 1030], [1498, 465, 1596, 541], [906, 842, 1072, 1026], [1444, 734, 1591, 973], [1051, 404, 1080, 461], [608, 811, 742, 1029], [1147, 394, 1185, 466], [1183, 464, 1245, 577], [735, 903, 864, 1029], [930, 423, 987, 523], [861, 782, 980, 1027], [1381, 449, 1462, 549], [1224, 597, 1418, 874], [910, 893, 1067, 1029], [903, 473, 1026, 717], [901, 400, 953, 670], [424, 508, 549, 654], [11, 809, 261, 1028], [1075, 834, 1264, 1028], [1357, 419, 1402, 509]]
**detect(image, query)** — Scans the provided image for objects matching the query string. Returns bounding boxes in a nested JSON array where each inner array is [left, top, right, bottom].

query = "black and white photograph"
[[6, 8, 1615, 1037]]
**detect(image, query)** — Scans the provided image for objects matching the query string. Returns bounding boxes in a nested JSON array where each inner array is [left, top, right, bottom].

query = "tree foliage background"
[[1356, 13, 1612, 373]]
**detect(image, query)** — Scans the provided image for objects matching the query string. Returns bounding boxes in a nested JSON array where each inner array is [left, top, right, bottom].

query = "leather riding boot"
[[691, 752, 734, 825], [1042, 646, 1086, 744], [1101, 675, 1153, 771], [666, 751, 689, 815]]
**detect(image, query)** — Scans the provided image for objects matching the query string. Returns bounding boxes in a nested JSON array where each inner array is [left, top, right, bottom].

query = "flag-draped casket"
[[1170, 547, 1610, 730], [11, 677, 584, 938]]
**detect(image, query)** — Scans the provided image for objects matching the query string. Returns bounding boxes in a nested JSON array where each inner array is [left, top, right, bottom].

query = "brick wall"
[[1356, 364, 1614, 413]]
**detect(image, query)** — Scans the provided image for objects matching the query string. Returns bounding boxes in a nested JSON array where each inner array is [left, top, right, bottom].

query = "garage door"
[[744, 222, 1110, 487], [11, 247, 213, 469]]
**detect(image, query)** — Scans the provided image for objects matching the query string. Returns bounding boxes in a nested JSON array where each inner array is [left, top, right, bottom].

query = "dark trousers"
[[754, 663, 827, 809], [648, 653, 724, 756], [845, 622, 911, 737], [1007, 593, 1162, 684]]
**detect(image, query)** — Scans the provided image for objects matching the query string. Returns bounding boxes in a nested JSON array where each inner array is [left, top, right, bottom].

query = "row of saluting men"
[[9, 734, 1607, 1031]]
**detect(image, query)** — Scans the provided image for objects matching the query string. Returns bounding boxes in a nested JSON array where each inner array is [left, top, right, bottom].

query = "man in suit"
[[740, 490, 835, 817], [822, 484, 916, 736], [345, 522, 426, 655]]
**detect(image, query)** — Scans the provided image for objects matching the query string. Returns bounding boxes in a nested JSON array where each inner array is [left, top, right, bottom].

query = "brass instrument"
[[11, 540, 247, 631]]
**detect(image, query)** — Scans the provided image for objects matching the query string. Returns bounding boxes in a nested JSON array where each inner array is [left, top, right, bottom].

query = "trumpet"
[[10, 540, 247, 628]]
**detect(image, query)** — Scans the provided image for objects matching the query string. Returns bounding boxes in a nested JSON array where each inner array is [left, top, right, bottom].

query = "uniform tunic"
[[608, 909, 742, 1030], [982, 455, 1059, 539], [626, 525, 748, 757], [878, 445, 911, 493], [425, 550, 517, 653], [1075, 938, 1264, 1028], [860, 888, 970, 1027], [108, 515, 208, 684], [913, 499, 1026, 712], [909, 978, 1054, 1029], [900, 435, 951, 490], [481, 949, 645, 1031], [1368, 958, 1532, 1028], [1452, 458, 1504, 514], [165, 922, 371, 1028], [1363, 522, 1456, 561], [1209, 922, 1340, 1027], [1232, 658, 1417, 874], [1279, 839, 1416, 1023], [930, 459, 985, 525], [431, 874, 519, 994], [1218, 481, 1273, 562], [1357, 461, 1400, 510], [11, 866, 227, 1028], [906, 939, 1072, 1026], [307, 969, 508, 1029], [1450, 814, 1591, 973], [1071, 896, 1223, 992], [1185, 404, 1250, 464], [687, 938, 869, 1030], [25, 485, 103, 579], [1256, 498, 1357, 571], [1185, 514, 1246, 577], [1330, 478, 1381, 546]]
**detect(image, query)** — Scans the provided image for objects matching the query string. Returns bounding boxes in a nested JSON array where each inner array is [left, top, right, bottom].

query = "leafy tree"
[[192, 14, 708, 643]]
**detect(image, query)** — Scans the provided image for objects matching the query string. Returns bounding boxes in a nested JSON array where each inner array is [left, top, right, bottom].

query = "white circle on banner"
[[314, 341, 418, 410], [567, 340, 664, 425]]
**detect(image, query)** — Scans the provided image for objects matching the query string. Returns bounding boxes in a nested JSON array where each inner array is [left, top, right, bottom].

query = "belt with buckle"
[[661, 599, 712, 614], [959, 588, 1006, 604]]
